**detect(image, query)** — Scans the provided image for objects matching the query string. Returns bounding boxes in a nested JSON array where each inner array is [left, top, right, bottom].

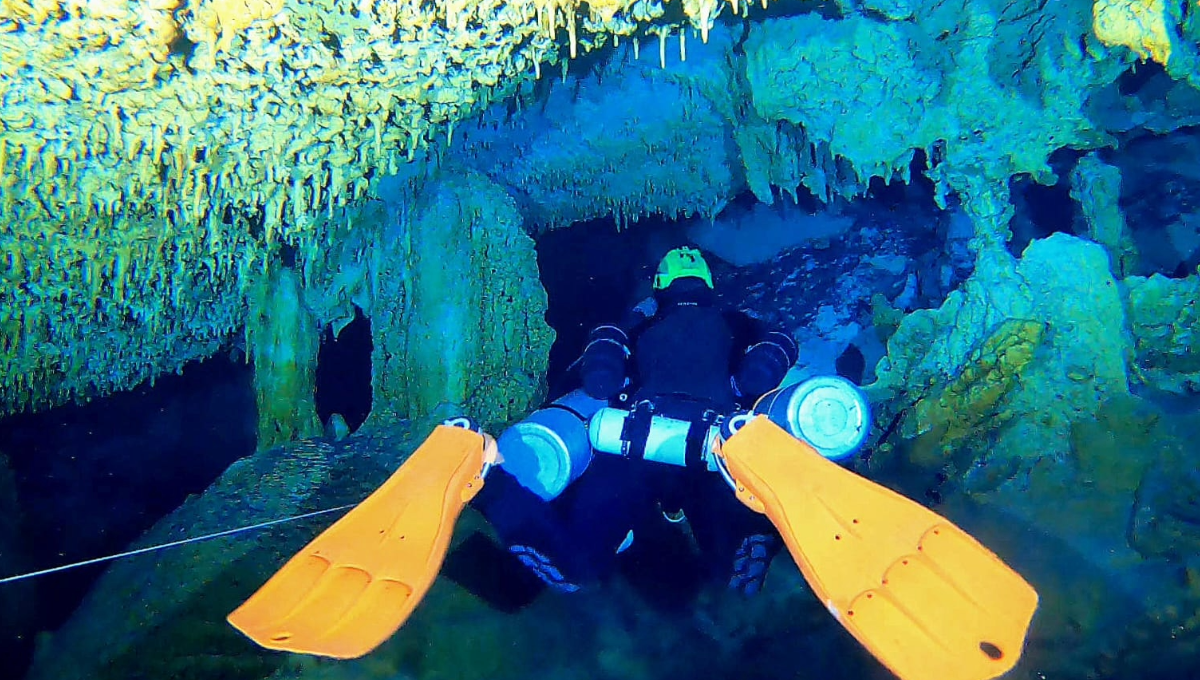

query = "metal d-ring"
[[443, 416, 495, 479], [725, 411, 754, 436], [480, 432, 502, 480], [442, 415, 479, 432]]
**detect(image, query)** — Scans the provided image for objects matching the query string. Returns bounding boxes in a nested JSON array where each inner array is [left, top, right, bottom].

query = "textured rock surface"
[[1123, 272, 1200, 395], [1070, 153, 1139, 278], [0, 0, 691, 416], [857, 226, 1200, 677], [451, 28, 745, 229], [743, 3, 1120, 205], [368, 166, 554, 431], [7, 0, 1193, 418], [869, 233, 1132, 478], [247, 266, 323, 450]]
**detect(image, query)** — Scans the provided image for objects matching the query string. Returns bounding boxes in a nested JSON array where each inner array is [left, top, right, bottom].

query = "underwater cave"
[[536, 213, 690, 395], [534, 169, 951, 402], [3, 2, 1200, 680]]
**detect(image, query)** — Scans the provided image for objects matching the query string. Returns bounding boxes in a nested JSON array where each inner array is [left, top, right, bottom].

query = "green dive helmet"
[[653, 246, 713, 290]]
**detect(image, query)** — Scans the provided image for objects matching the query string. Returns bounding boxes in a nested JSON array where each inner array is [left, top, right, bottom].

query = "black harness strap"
[[620, 402, 655, 459], [684, 410, 717, 468]]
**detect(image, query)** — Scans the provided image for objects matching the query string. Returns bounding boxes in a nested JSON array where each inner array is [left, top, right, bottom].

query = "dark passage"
[[530, 213, 714, 612], [535, 215, 690, 397], [0, 356, 256, 680], [315, 307, 374, 432], [1008, 150, 1086, 256]]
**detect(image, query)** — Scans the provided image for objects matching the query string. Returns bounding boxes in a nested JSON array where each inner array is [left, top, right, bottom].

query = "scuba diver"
[[469, 246, 800, 599], [227, 248, 1040, 680]]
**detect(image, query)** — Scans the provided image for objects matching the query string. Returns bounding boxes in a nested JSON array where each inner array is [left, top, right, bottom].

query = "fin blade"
[[228, 425, 487, 658], [723, 416, 1037, 680]]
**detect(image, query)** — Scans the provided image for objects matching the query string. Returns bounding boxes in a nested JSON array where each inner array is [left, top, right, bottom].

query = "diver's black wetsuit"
[[472, 279, 794, 598]]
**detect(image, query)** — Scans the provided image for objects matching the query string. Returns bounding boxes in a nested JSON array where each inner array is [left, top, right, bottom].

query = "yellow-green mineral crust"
[[367, 166, 554, 432], [0, 0, 748, 423], [905, 318, 1045, 465], [870, 234, 1132, 473], [0, 0, 558, 416]]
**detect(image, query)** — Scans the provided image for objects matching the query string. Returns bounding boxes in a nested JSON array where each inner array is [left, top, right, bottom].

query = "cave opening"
[[535, 163, 950, 400], [1113, 127, 1200, 278], [315, 306, 374, 433], [536, 214, 691, 397], [1008, 149, 1087, 256], [0, 355, 255, 679], [1116, 59, 1167, 98], [866, 150, 941, 211]]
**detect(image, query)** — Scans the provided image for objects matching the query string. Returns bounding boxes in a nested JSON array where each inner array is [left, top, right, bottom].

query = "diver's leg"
[[471, 470, 586, 592], [472, 454, 655, 591], [682, 470, 782, 596], [553, 454, 659, 577]]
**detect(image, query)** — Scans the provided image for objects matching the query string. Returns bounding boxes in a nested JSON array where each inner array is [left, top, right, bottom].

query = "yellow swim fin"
[[227, 424, 496, 659], [719, 416, 1037, 680]]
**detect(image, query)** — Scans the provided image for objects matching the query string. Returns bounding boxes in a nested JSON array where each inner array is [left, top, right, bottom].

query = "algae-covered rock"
[[247, 265, 323, 450], [904, 318, 1045, 466], [870, 233, 1131, 479], [1122, 272, 1200, 394], [1070, 153, 1140, 278], [369, 167, 553, 433], [23, 421, 441, 680]]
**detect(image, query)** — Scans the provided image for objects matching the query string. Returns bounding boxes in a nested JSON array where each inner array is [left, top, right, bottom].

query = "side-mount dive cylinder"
[[588, 405, 721, 470], [754, 376, 870, 461], [589, 376, 871, 470], [495, 389, 606, 501]]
